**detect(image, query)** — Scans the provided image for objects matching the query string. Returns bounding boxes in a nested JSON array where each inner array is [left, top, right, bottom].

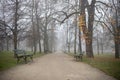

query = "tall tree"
[[79, 0, 96, 58], [8, 0, 21, 57], [35, 0, 42, 53], [112, 0, 120, 58], [31, 0, 37, 54]]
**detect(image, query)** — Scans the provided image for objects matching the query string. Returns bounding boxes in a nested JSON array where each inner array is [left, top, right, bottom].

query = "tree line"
[[0, 0, 120, 58]]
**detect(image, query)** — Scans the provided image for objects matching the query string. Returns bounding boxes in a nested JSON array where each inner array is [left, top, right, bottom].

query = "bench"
[[14, 49, 33, 63], [74, 54, 83, 61]]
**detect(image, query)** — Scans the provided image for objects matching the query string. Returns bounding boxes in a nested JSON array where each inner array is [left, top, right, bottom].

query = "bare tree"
[[34, 0, 42, 53], [95, 0, 120, 58]]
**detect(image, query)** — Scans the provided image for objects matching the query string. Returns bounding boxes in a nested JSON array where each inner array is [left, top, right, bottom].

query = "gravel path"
[[0, 52, 117, 80]]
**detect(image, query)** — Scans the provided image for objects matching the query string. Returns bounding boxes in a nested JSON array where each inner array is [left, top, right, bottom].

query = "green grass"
[[33, 52, 45, 58], [68, 53, 120, 79], [82, 54, 120, 80], [0, 51, 16, 71], [0, 51, 44, 71]]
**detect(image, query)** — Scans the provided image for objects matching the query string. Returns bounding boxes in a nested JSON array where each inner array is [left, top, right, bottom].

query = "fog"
[[0, 0, 119, 56]]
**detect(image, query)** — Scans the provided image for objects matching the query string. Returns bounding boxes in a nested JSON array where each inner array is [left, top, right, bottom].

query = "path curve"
[[0, 52, 117, 80]]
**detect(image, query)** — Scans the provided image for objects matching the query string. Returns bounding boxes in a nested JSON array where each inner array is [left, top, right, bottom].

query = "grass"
[[0, 51, 16, 71], [0, 51, 44, 71], [68, 53, 120, 79], [33, 52, 45, 58], [82, 54, 120, 80]]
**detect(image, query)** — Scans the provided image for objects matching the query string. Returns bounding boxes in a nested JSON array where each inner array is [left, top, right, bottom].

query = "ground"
[[0, 52, 117, 80]]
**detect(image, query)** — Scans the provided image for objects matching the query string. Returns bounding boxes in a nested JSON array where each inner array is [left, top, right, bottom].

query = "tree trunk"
[[14, 0, 18, 50], [33, 39, 37, 54], [114, 2, 120, 58], [38, 39, 42, 53], [97, 33, 99, 55], [101, 38, 104, 54], [43, 0, 49, 53], [6, 36, 9, 51], [13, 0, 19, 57], [80, 0, 95, 58], [85, 36, 94, 57], [13, 32, 17, 56], [74, 12, 78, 54], [36, 16, 42, 53], [44, 34, 48, 53], [66, 22, 70, 53], [32, 0, 36, 54], [79, 29, 82, 54], [1, 42, 4, 51], [86, 0, 95, 58], [114, 41, 119, 59], [74, 25, 77, 54], [114, 35, 120, 58], [68, 43, 70, 53], [35, 1, 42, 53], [32, 23, 37, 54], [44, 27, 49, 53]]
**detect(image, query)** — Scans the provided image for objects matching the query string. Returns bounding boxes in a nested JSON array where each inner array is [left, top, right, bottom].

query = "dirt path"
[[0, 52, 117, 80]]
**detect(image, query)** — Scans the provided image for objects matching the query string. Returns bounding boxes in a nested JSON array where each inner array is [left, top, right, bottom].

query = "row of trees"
[[60, 0, 120, 58], [0, 0, 119, 58], [0, 0, 59, 54]]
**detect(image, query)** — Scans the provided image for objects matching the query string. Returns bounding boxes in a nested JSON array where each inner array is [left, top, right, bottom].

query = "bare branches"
[[61, 11, 79, 23], [95, 20, 114, 35], [96, 1, 111, 7]]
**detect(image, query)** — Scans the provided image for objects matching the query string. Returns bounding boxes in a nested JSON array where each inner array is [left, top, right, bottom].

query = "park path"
[[0, 52, 117, 80]]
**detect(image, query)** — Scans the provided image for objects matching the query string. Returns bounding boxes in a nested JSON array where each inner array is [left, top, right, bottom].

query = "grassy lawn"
[[68, 53, 120, 79], [0, 51, 16, 71], [0, 51, 44, 71], [82, 54, 120, 80]]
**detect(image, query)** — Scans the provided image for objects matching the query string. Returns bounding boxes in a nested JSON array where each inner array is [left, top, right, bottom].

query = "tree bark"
[[79, 29, 82, 54], [43, 18, 49, 53], [114, 34, 120, 58], [32, 0, 36, 54], [114, 41, 119, 59], [36, 12, 42, 53], [80, 0, 95, 58], [101, 38, 104, 54], [85, 36, 94, 57], [44, 30, 49, 53], [74, 16, 77, 54], [97, 33, 99, 55], [13, 0, 19, 57], [6, 35, 9, 51]]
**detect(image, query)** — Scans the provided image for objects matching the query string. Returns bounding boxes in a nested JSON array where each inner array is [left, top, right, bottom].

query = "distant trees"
[[80, 0, 120, 58], [0, 0, 119, 59], [26, 0, 58, 53], [0, 0, 31, 53], [6, 0, 29, 56], [57, 0, 81, 53], [59, 0, 119, 58], [109, 0, 120, 58], [0, 20, 6, 50], [97, 0, 120, 58], [60, 0, 96, 57], [0, 20, 11, 51]]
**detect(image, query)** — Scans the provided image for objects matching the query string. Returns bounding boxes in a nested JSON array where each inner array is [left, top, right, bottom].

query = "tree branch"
[[61, 11, 79, 23], [95, 20, 114, 35], [96, 1, 111, 7]]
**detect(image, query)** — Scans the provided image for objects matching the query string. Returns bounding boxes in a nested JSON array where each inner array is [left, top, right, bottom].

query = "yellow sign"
[[79, 15, 85, 31]]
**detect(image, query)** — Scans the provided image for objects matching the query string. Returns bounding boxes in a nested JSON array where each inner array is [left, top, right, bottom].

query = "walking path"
[[0, 52, 117, 80]]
